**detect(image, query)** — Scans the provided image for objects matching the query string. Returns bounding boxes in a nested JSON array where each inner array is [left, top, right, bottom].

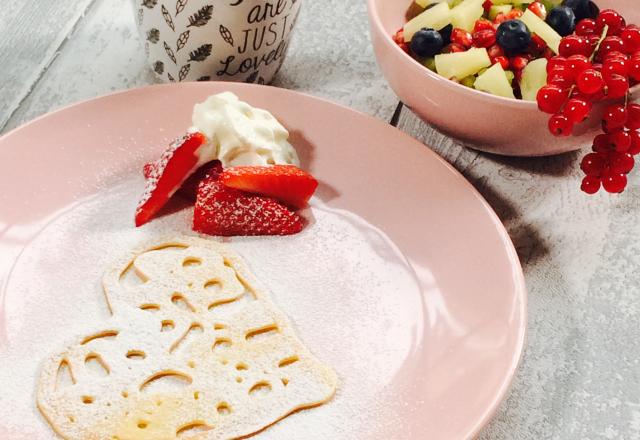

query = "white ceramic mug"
[[133, 0, 301, 83]]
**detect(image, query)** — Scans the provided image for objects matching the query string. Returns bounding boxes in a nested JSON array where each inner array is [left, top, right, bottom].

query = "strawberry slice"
[[142, 159, 222, 202], [135, 131, 211, 227], [193, 171, 304, 237], [220, 165, 318, 209]]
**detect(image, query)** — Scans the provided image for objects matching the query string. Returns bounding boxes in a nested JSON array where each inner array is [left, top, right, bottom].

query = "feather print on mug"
[[133, 0, 302, 83]]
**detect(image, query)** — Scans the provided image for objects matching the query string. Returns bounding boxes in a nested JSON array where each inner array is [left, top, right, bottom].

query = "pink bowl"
[[368, 0, 640, 156]]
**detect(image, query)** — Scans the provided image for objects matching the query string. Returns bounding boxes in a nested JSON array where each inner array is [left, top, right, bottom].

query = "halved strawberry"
[[135, 131, 211, 227], [193, 172, 304, 237], [219, 165, 318, 209]]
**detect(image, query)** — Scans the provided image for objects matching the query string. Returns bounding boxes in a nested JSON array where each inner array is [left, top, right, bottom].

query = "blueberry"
[[439, 24, 453, 46], [410, 28, 444, 58], [546, 6, 576, 36], [562, 0, 599, 20], [496, 20, 532, 55]]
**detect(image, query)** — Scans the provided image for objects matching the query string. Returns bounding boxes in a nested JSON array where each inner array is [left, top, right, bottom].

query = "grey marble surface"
[[1, 0, 639, 439]]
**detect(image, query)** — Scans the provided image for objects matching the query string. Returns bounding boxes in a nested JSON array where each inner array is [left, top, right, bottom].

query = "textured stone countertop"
[[1, 1, 639, 438]]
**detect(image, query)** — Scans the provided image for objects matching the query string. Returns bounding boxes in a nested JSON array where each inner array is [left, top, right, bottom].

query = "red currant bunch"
[[535, 9, 640, 194]]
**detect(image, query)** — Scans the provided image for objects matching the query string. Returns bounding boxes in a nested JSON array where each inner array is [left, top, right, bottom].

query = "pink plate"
[[0, 83, 526, 439]]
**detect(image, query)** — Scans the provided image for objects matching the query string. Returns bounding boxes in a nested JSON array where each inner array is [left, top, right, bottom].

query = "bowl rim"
[[366, 0, 640, 110]]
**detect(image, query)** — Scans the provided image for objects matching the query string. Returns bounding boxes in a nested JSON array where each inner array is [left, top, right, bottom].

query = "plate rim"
[[0, 82, 527, 439]]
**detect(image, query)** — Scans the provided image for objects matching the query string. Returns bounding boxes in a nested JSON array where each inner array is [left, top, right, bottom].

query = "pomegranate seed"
[[474, 19, 495, 33], [629, 131, 640, 155], [577, 69, 605, 94], [581, 176, 601, 194], [593, 134, 613, 152], [473, 29, 496, 48], [605, 74, 629, 99], [564, 98, 592, 123], [493, 55, 510, 69], [393, 29, 404, 44], [621, 26, 640, 53], [510, 56, 529, 71], [488, 44, 504, 58], [482, 0, 493, 12], [548, 114, 573, 137], [602, 172, 627, 193], [612, 130, 632, 152], [576, 19, 596, 36], [596, 9, 626, 37], [451, 28, 473, 48], [506, 9, 523, 20], [599, 36, 626, 58], [442, 43, 466, 53], [603, 104, 628, 130], [610, 153, 635, 174], [493, 13, 508, 25], [527, 1, 547, 20], [537, 85, 568, 114], [559, 35, 592, 57], [626, 104, 640, 129], [530, 34, 547, 53]]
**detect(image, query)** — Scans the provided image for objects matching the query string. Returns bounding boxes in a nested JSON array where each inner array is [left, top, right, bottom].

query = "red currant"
[[482, 0, 493, 13], [612, 130, 632, 152], [548, 114, 573, 137], [596, 9, 626, 37], [593, 133, 613, 152], [621, 25, 640, 53], [547, 56, 566, 74], [603, 104, 628, 130], [602, 172, 627, 193], [626, 104, 640, 130], [559, 35, 591, 57], [576, 19, 597, 36], [581, 153, 606, 176], [628, 57, 640, 81], [537, 85, 567, 114], [599, 36, 626, 58], [581, 176, 601, 194], [604, 74, 629, 99], [602, 58, 628, 78], [576, 69, 605, 94], [566, 55, 592, 79], [610, 152, 635, 173], [629, 131, 640, 155], [564, 98, 592, 123]]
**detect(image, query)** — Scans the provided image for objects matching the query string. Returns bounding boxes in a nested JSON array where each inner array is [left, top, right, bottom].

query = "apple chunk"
[[474, 63, 516, 99], [435, 47, 491, 80], [404, 2, 452, 42], [520, 58, 548, 101], [520, 9, 562, 54], [450, 0, 484, 32]]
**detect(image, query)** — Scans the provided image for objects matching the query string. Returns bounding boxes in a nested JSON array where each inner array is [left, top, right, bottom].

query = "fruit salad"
[[393, 0, 609, 100], [135, 92, 318, 236]]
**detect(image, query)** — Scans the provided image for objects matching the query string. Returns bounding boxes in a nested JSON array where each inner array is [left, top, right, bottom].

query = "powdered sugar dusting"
[[0, 176, 425, 439]]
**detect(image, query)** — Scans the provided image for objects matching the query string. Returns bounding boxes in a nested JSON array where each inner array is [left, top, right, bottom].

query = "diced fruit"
[[193, 175, 304, 237], [450, 0, 485, 32], [411, 28, 445, 57], [404, 2, 452, 42], [520, 9, 562, 53], [435, 47, 492, 79], [415, 0, 454, 8], [496, 19, 532, 55], [220, 165, 318, 209], [474, 62, 516, 98], [546, 6, 576, 36], [489, 5, 511, 20], [519, 58, 548, 101], [135, 131, 210, 227]]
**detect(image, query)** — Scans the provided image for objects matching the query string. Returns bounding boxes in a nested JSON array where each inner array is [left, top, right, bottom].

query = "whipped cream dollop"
[[192, 92, 300, 167]]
